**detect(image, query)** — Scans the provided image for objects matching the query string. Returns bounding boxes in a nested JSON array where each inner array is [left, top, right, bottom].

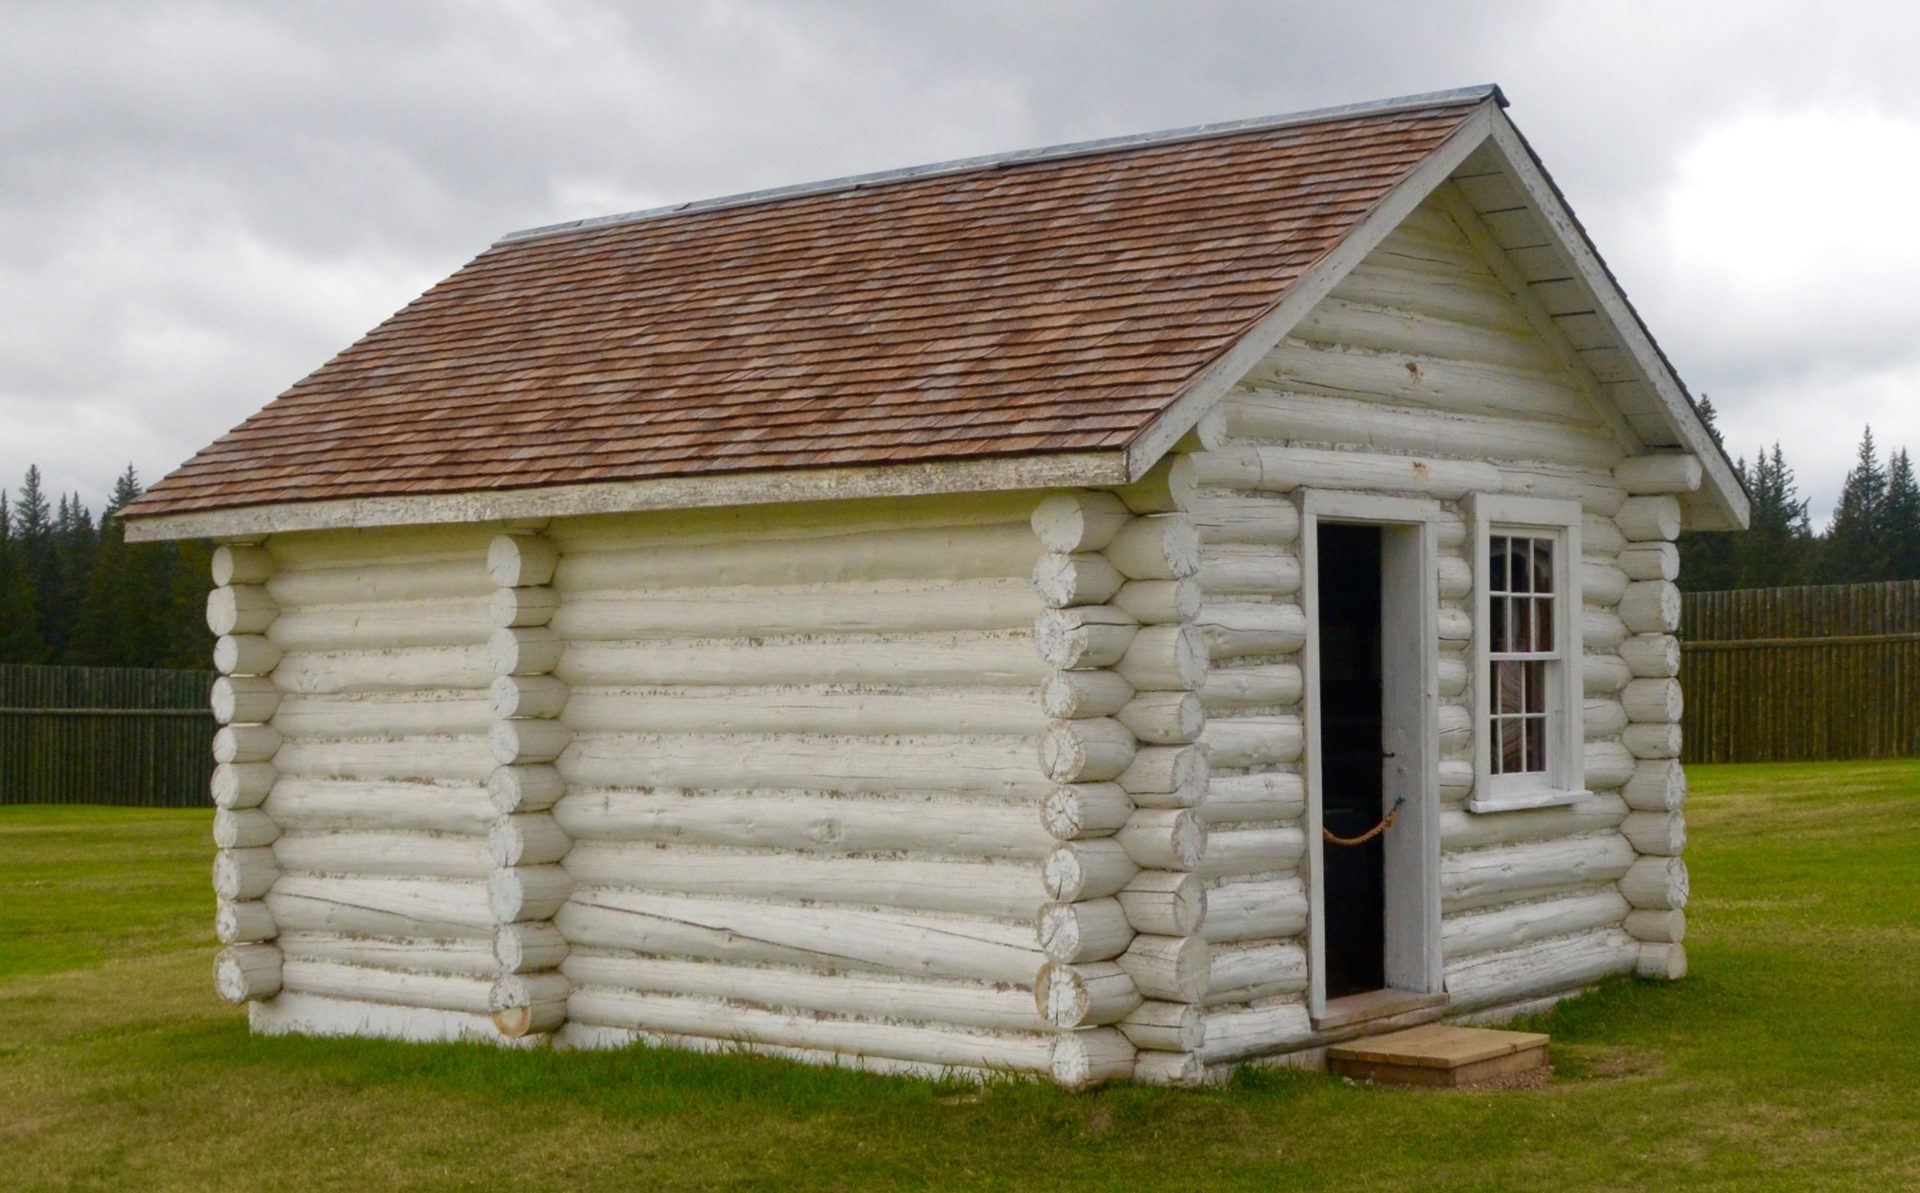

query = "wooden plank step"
[[1327, 1024, 1548, 1088]]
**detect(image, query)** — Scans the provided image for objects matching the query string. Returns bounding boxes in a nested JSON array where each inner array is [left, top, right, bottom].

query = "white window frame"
[[1468, 495, 1586, 813]]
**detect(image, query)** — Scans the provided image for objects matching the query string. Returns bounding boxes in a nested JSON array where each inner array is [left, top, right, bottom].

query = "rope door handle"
[[1322, 796, 1407, 847]]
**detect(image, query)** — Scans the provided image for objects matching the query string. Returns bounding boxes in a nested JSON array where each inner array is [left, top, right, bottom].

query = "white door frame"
[[1299, 490, 1444, 1018]]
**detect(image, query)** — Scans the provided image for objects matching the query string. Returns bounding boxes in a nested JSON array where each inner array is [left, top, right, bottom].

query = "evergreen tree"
[[1737, 444, 1815, 588], [1676, 396, 1739, 591], [1824, 427, 1889, 582], [1883, 449, 1920, 581], [13, 466, 63, 653], [0, 493, 46, 663]]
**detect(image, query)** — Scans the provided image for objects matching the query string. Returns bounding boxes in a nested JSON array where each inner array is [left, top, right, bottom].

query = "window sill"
[[1466, 788, 1590, 814]]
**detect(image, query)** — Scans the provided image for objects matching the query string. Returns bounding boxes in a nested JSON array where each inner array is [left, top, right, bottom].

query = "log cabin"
[[123, 85, 1746, 1087]]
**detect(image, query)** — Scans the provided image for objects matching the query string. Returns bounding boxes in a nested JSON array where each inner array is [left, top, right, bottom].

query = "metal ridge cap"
[[496, 84, 1504, 246]]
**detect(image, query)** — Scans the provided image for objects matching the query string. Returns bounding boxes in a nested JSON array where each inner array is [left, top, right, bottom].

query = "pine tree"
[[1676, 396, 1739, 591], [1883, 448, 1920, 581], [1737, 444, 1815, 588], [0, 492, 46, 663], [1824, 427, 1889, 582]]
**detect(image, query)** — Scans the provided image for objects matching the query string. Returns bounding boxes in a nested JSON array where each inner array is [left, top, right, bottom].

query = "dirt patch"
[[1548, 1043, 1665, 1085]]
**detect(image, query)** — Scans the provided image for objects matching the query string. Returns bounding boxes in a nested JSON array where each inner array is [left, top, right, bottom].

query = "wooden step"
[[1327, 1024, 1548, 1088]]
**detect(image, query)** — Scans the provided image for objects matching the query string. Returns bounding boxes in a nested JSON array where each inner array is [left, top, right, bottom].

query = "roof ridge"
[[497, 84, 1505, 246]]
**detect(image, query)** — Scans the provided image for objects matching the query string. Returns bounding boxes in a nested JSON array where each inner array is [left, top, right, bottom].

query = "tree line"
[[1679, 400, 1920, 591], [0, 465, 212, 668]]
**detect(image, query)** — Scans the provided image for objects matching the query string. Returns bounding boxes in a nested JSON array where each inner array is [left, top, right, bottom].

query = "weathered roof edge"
[[499, 84, 1506, 245]]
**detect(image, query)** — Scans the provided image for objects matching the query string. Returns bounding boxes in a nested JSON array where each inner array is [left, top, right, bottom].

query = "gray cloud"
[[4, 0, 1915, 523]]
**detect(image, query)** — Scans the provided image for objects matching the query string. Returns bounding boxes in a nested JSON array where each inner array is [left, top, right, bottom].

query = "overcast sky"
[[6, 0, 1915, 526]]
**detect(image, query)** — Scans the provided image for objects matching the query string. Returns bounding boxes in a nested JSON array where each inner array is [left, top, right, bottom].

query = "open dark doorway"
[[1316, 523, 1386, 999]]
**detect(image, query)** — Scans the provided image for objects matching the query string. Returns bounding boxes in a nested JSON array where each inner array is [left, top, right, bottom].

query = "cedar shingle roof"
[[125, 91, 1493, 519]]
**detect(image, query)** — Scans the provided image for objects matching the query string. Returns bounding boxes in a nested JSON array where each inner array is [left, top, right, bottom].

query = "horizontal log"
[[1637, 941, 1687, 980], [557, 522, 1041, 590], [486, 533, 559, 588], [567, 684, 1042, 738], [552, 580, 1041, 639], [263, 778, 494, 835], [490, 971, 571, 1037], [1133, 1049, 1209, 1086], [267, 525, 495, 571], [556, 890, 1043, 984], [213, 847, 279, 900], [1621, 811, 1686, 856], [268, 601, 490, 652], [1204, 940, 1307, 1005], [1585, 699, 1628, 741], [1615, 454, 1702, 494], [1583, 608, 1628, 653], [1199, 826, 1306, 880], [1196, 545, 1301, 597], [489, 586, 560, 629], [1585, 741, 1636, 790], [564, 950, 1050, 1033], [215, 944, 282, 1003], [1619, 581, 1681, 634], [1116, 934, 1211, 1002], [1437, 555, 1473, 600], [268, 875, 497, 940], [214, 633, 282, 677], [1442, 702, 1474, 753], [1041, 718, 1136, 783], [1036, 961, 1143, 1028], [1182, 496, 1301, 547], [212, 544, 274, 587], [1439, 655, 1469, 698], [497, 922, 570, 973], [489, 813, 571, 867], [490, 674, 569, 721], [215, 899, 277, 944], [270, 645, 494, 695], [1117, 691, 1204, 745], [1442, 889, 1630, 960], [1115, 625, 1210, 691], [213, 724, 280, 765], [1105, 516, 1201, 580], [1199, 1001, 1313, 1064], [1584, 653, 1632, 696], [1438, 606, 1473, 643], [1115, 809, 1206, 870], [1116, 870, 1207, 937], [1043, 840, 1138, 902], [273, 736, 495, 784], [1581, 561, 1629, 607], [558, 788, 1051, 860], [1035, 607, 1138, 671], [1037, 898, 1134, 963], [271, 694, 494, 740], [1620, 634, 1681, 678], [1201, 715, 1304, 769], [1112, 578, 1202, 624], [268, 557, 493, 606], [1041, 670, 1134, 719], [1032, 552, 1124, 608], [1201, 771, 1305, 824], [1032, 491, 1133, 553], [1440, 793, 1628, 850], [1614, 496, 1682, 543], [1582, 513, 1627, 556], [208, 585, 277, 637], [212, 676, 279, 725], [1617, 542, 1679, 582], [1118, 1000, 1204, 1052], [1198, 663, 1302, 712], [1444, 927, 1639, 1011], [489, 764, 565, 814], [1440, 758, 1474, 801], [1622, 759, 1686, 813], [560, 733, 1046, 798], [1623, 723, 1682, 760], [1194, 602, 1307, 660], [278, 932, 499, 978], [1218, 386, 1621, 469], [1442, 834, 1636, 912], [212, 763, 274, 810], [1621, 678, 1684, 724], [1116, 744, 1209, 808], [212, 809, 280, 850], [1201, 876, 1308, 944], [1042, 783, 1134, 840], [489, 865, 572, 923], [1621, 856, 1689, 909], [562, 843, 1045, 920], [490, 627, 564, 677], [489, 719, 573, 766], [1623, 908, 1686, 944], [282, 958, 493, 1014], [558, 630, 1048, 689]]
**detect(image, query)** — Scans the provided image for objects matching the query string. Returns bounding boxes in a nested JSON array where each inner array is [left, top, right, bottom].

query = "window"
[[1488, 533, 1558, 781], [1470, 496, 1584, 812]]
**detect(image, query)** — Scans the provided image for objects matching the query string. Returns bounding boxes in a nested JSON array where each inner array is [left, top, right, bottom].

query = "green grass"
[[3, 761, 1918, 1190]]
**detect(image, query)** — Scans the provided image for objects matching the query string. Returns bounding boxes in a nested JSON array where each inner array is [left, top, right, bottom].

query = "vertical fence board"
[[0, 665, 215, 807], [1681, 580, 1920, 764]]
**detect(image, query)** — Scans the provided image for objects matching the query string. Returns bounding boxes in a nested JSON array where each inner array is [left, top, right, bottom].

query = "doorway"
[[1305, 506, 1441, 1018]]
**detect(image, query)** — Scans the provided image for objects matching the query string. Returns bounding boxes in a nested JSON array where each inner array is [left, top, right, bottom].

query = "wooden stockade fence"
[[1681, 580, 1920, 764], [0, 665, 216, 807]]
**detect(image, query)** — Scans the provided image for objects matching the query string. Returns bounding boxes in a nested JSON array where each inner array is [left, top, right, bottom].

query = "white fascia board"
[[122, 450, 1129, 542], [1121, 103, 1499, 483]]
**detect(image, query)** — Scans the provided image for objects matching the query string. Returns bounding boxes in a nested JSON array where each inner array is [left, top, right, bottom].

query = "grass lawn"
[[2, 761, 1918, 1190]]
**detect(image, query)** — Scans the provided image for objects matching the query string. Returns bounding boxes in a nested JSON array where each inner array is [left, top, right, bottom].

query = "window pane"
[[1524, 714, 1547, 774], [1518, 597, 1534, 653], [1533, 594, 1554, 652], [1510, 543, 1531, 594], [1524, 660, 1547, 713], [1499, 715, 1524, 773], [1490, 538, 1510, 593], [1531, 538, 1554, 595], [1495, 661, 1522, 716]]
